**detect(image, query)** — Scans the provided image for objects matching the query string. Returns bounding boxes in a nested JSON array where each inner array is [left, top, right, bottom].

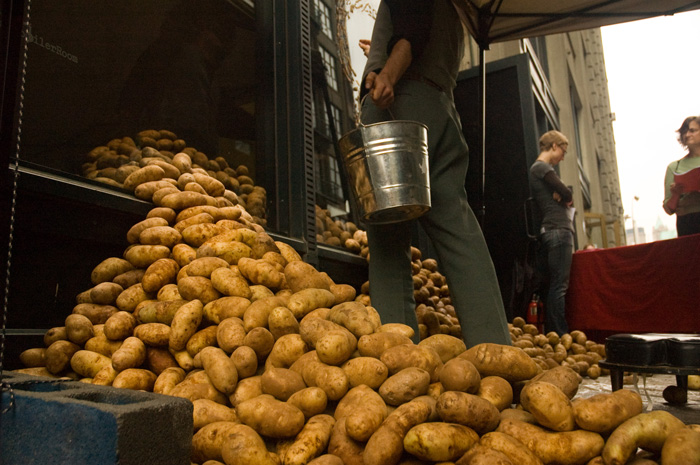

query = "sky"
[[344, 5, 700, 243]]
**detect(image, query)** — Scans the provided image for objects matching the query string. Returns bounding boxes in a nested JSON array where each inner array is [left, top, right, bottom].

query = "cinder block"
[[1, 372, 192, 465]]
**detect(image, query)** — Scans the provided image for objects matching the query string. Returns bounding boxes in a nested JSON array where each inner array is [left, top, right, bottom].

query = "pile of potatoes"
[[314, 206, 368, 257], [15, 193, 699, 464], [81, 129, 268, 225]]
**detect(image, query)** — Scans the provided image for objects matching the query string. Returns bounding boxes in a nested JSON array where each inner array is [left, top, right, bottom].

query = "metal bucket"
[[339, 118, 430, 224]]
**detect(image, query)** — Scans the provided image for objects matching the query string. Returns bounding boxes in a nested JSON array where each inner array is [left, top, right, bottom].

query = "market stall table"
[[566, 233, 700, 340]]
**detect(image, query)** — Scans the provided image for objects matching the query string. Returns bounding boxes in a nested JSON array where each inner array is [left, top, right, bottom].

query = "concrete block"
[[1, 372, 192, 465]]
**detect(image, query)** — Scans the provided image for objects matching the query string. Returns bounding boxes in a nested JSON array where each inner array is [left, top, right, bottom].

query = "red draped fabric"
[[566, 234, 700, 337]]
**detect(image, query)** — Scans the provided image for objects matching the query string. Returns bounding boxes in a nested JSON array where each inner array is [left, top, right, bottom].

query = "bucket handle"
[[356, 93, 396, 128]]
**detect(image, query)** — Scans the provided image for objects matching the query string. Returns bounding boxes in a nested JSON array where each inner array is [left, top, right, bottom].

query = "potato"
[[142, 258, 180, 293], [572, 389, 643, 433], [284, 261, 330, 292], [403, 422, 479, 462], [192, 398, 239, 431], [90, 282, 124, 305], [328, 417, 364, 465], [456, 444, 514, 464], [439, 357, 481, 393], [261, 367, 306, 401], [172, 243, 198, 267], [135, 299, 187, 325], [329, 284, 357, 305], [379, 367, 431, 406], [169, 299, 204, 351], [268, 306, 300, 340], [520, 381, 575, 432], [216, 317, 247, 353], [357, 331, 413, 359], [341, 357, 389, 389], [146, 206, 177, 224], [187, 326, 219, 357], [327, 301, 380, 338], [459, 343, 539, 382], [134, 322, 171, 346], [478, 431, 543, 465], [436, 390, 500, 435], [284, 414, 336, 465], [529, 365, 581, 399], [335, 385, 387, 442], [200, 346, 238, 395], [19, 348, 47, 368], [112, 368, 157, 390], [91, 257, 135, 284], [231, 345, 258, 379], [363, 399, 431, 465], [92, 364, 119, 386], [192, 421, 245, 464], [211, 267, 251, 298], [237, 394, 306, 438], [476, 376, 513, 411], [307, 454, 344, 465], [203, 296, 251, 324], [65, 313, 95, 345], [419, 334, 467, 363], [497, 418, 604, 465], [243, 296, 288, 331], [72, 303, 119, 325], [238, 257, 285, 289], [84, 332, 123, 357], [377, 323, 415, 340], [297, 354, 349, 402], [243, 327, 275, 361], [123, 164, 165, 191], [169, 370, 229, 404], [116, 283, 152, 313], [229, 376, 263, 408], [288, 289, 337, 319], [157, 284, 182, 301], [197, 240, 252, 265], [70, 350, 112, 378], [145, 346, 179, 374], [601, 411, 686, 465], [103, 311, 137, 340], [661, 426, 700, 465], [380, 343, 443, 383], [45, 340, 80, 374], [316, 330, 357, 366], [111, 336, 146, 371], [124, 245, 171, 268], [500, 408, 537, 424], [160, 191, 210, 210], [178, 276, 221, 304], [220, 423, 278, 465], [287, 387, 328, 420]]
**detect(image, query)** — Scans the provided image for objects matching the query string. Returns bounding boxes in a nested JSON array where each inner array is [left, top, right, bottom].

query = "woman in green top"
[[663, 116, 700, 236]]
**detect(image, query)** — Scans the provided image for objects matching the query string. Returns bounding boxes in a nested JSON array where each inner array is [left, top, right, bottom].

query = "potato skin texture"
[[478, 431, 543, 465], [236, 394, 306, 438], [661, 427, 700, 465], [436, 391, 500, 435], [403, 422, 479, 462], [496, 418, 604, 465], [477, 376, 513, 411], [284, 414, 336, 465], [601, 410, 686, 465], [520, 380, 575, 432], [334, 384, 387, 442], [363, 399, 431, 465], [572, 388, 643, 433], [459, 343, 539, 382]]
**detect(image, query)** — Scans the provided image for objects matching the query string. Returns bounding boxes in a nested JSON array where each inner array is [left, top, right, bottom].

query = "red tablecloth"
[[566, 234, 700, 336]]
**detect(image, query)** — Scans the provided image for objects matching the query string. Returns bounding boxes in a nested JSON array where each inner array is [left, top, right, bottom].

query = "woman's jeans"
[[540, 229, 574, 336]]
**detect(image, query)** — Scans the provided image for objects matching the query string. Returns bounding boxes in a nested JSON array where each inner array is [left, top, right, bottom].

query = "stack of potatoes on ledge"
[[509, 317, 608, 380], [314, 206, 368, 257], [81, 129, 267, 225], [16, 199, 698, 464]]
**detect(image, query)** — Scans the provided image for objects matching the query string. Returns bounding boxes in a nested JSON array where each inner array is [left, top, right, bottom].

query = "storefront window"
[[17, 0, 262, 219]]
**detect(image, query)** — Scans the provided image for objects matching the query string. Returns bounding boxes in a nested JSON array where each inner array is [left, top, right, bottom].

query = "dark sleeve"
[[543, 171, 573, 203], [384, 0, 434, 61]]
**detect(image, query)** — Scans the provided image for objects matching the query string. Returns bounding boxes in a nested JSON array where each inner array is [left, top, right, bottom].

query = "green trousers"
[[362, 80, 511, 347]]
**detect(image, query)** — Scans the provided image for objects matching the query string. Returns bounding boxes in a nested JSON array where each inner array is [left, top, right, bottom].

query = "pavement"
[[578, 373, 700, 425]]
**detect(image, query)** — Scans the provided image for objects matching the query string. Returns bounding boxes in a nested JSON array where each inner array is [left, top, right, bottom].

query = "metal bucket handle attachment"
[[355, 93, 396, 128]]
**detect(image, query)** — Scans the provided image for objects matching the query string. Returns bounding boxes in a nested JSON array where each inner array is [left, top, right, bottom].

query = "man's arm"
[[366, 0, 434, 109]]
